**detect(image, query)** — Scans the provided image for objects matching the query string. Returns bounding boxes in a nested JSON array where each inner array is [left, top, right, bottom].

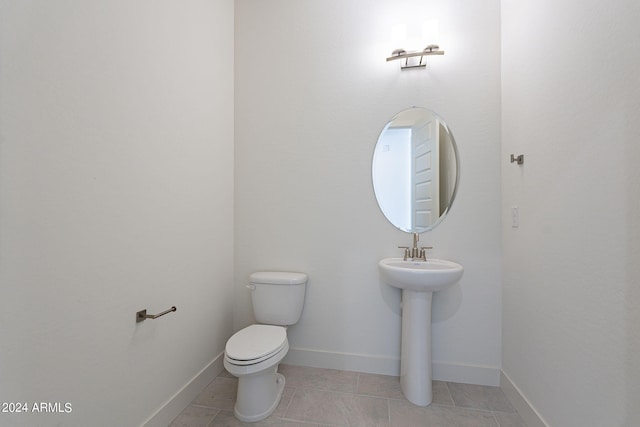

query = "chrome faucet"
[[398, 233, 432, 261]]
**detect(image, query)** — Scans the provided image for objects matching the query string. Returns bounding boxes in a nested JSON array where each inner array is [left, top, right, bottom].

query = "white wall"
[[502, 0, 640, 425], [0, 1, 234, 426], [235, 0, 502, 385]]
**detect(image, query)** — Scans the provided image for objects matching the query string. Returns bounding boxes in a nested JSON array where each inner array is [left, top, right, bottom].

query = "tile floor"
[[169, 364, 528, 427]]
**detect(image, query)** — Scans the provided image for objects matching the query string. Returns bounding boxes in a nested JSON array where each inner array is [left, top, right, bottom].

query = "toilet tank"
[[249, 271, 307, 326]]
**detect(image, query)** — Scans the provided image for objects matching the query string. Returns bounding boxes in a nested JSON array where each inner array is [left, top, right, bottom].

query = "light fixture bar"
[[386, 45, 444, 70]]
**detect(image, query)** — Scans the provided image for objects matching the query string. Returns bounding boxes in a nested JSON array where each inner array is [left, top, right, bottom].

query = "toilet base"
[[234, 367, 285, 422]]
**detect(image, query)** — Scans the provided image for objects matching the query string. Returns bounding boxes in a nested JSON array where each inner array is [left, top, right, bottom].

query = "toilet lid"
[[225, 325, 287, 363]]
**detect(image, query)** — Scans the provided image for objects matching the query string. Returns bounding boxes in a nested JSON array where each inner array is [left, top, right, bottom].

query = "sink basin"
[[379, 257, 464, 292]]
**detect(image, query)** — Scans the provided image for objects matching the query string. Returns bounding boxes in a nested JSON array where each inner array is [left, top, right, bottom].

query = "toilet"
[[223, 271, 307, 422]]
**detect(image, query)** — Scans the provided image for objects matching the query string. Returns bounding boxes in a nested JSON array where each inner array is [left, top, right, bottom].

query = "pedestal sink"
[[378, 257, 463, 406]]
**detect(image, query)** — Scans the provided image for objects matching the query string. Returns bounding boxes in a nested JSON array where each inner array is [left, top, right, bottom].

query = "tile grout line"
[[280, 385, 297, 419], [189, 403, 216, 409], [444, 381, 454, 406], [490, 411, 503, 427]]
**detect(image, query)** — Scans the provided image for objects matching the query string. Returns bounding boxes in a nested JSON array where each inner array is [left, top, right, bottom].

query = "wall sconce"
[[386, 20, 444, 70]]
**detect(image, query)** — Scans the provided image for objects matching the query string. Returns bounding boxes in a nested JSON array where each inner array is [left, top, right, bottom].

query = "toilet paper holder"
[[136, 306, 177, 323]]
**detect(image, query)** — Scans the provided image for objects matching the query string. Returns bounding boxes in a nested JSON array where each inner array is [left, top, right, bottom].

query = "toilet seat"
[[225, 325, 287, 366]]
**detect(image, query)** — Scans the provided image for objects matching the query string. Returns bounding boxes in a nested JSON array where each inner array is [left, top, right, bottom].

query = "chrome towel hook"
[[136, 306, 177, 323]]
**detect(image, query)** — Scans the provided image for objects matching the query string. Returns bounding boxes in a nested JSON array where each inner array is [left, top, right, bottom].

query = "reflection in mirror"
[[372, 107, 459, 233]]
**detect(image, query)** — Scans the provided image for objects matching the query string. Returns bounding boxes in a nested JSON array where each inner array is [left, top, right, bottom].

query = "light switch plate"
[[511, 206, 520, 228]]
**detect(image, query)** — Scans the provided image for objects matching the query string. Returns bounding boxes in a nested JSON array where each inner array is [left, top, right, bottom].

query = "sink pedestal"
[[378, 257, 463, 407], [400, 289, 433, 406]]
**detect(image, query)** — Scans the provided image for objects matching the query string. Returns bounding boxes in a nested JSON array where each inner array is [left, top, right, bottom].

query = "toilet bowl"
[[223, 271, 307, 422], [224, 324, 289, 422]]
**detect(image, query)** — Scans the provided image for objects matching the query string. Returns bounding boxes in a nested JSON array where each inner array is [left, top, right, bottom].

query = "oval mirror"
[[372, 107, 460, 233]]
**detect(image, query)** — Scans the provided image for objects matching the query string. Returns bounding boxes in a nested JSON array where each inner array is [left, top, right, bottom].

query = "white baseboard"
[[283, 347, 401, 376], [141, 352, 225, 427], [500, 371, 548, 427], [283, 347, 501, 386], [433, 360, 501, 386]]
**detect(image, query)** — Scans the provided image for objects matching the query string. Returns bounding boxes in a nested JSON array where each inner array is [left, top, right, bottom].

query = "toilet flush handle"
[[245, 284, 256, 291]]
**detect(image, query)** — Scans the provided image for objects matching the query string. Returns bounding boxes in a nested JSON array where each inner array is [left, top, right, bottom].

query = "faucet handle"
[[398, 246, 411, 260], [419, 246, 433, 261]]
